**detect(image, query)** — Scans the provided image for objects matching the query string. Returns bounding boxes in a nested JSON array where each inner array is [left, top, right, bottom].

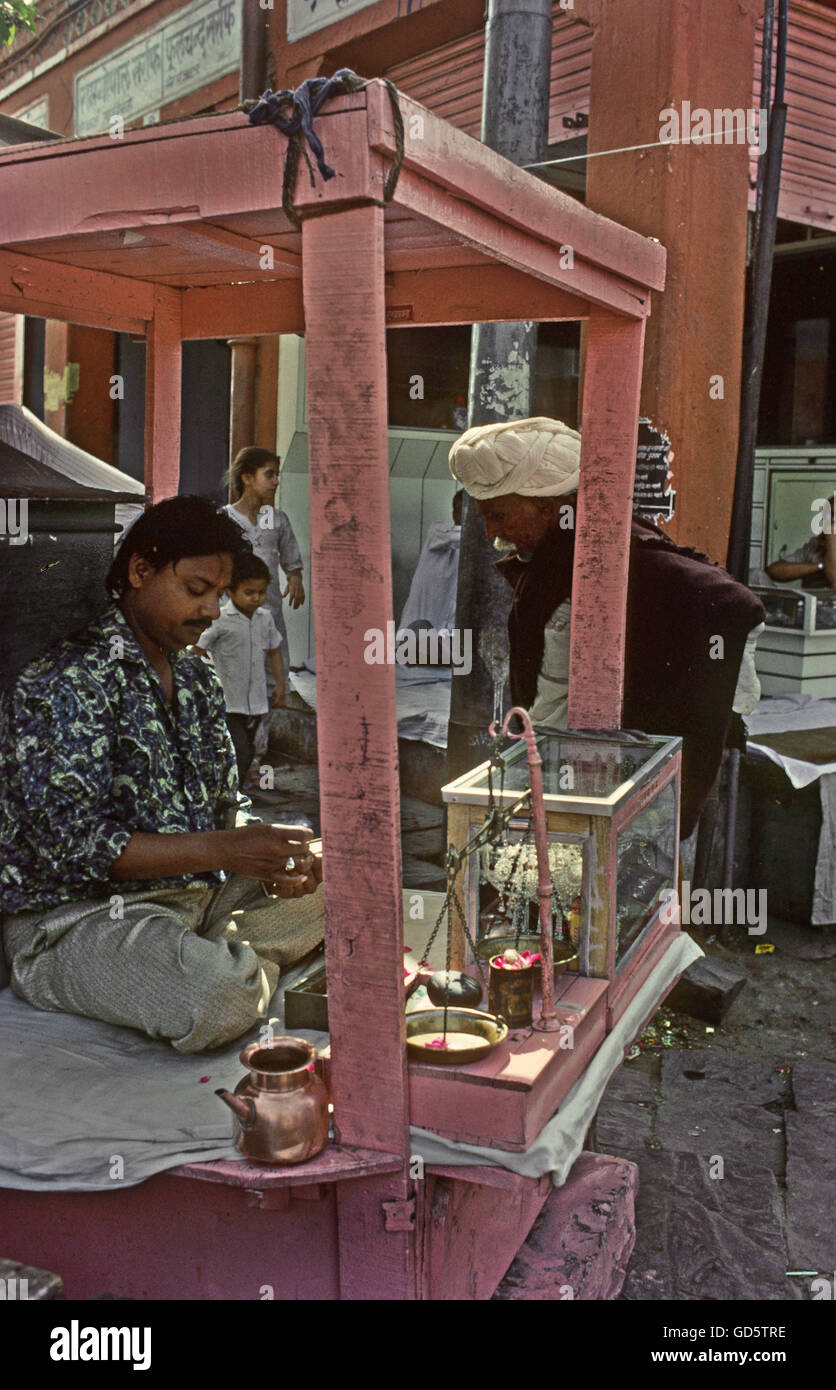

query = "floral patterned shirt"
[[0, 604, 244, 914]]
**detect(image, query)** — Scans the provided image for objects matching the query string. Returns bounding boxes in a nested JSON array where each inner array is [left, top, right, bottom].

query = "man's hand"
[[261, 833, 322, 900], [270, 687, 285, 709], [282, 571, 305, 609], [220, 824, 317, 895], [110, 827, 322, 894]]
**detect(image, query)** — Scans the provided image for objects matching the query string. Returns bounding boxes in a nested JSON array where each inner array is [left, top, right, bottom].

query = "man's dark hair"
[[107, 496, 253, 598], [230, 550, 271, 590], [452, 489, 465, 525]]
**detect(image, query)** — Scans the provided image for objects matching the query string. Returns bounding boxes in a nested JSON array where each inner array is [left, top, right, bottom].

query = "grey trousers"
[[3, 875, 325, 1054]]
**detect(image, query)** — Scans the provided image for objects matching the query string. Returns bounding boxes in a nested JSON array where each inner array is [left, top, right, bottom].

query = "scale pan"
[[406, 1008, 509, 1065]]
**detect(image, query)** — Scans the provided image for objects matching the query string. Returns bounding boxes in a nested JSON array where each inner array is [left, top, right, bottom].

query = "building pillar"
[[582, 0, 759, 561], [227, 336, 259, 488], [144, 288, 182, 503]]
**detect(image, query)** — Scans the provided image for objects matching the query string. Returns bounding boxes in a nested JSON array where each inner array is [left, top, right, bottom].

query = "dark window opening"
[[759, 240, 836, 447], [386, 322, 581, 431]]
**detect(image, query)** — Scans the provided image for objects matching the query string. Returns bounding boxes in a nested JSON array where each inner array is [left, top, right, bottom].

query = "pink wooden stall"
[[0, 82, 666, 1300]]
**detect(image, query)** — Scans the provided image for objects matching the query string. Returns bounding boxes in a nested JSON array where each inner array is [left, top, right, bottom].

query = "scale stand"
[[488, 707, 563, 1032]]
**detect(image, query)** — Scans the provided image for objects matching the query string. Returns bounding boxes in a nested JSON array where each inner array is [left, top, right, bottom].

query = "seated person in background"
[[193, 551, 285, 784], [0, 497, 323, 1054], [766, 527, 836, 590]]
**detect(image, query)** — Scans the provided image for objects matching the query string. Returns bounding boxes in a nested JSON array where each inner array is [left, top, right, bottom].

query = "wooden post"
[[301, 203, 414, 1300], [568, 310, 646, 729], [144, 288, 182, 503]]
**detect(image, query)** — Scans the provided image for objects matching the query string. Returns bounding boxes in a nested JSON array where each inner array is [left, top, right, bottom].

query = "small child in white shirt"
[[194, 552, 285, 783]]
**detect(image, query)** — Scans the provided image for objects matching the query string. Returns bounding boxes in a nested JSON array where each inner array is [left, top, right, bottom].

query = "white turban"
[[448, 417, 581, 499]]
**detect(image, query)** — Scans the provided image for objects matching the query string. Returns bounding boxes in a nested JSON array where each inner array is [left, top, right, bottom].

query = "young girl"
[[223, 446, 306, 691]]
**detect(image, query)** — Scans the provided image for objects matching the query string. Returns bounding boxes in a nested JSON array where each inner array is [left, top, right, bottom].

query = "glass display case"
[[751, 584, 836, 633], [750, 585, 836, 697], [442, 729, 682, 999]]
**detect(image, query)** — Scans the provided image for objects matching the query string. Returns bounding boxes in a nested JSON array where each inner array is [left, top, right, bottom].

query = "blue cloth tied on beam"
[[247, 68, 363, 182]]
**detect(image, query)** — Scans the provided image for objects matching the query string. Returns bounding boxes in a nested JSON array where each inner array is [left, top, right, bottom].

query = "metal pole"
[[727, 0, 788, 582], [722, 0, 788, 923], [240, 2, 269, 103], [752, 0, 775, 263], [446, 0, 554, 783]]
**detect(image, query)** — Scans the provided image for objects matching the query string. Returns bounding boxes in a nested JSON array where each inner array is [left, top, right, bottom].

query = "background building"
[[0, 0, 834, 667]]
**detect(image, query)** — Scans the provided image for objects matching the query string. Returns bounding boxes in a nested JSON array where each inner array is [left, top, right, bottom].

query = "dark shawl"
[[497, 511, 765, 838]]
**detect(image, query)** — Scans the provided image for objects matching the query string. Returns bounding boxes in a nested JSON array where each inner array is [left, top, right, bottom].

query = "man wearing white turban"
[[450, 417, 765, 838]]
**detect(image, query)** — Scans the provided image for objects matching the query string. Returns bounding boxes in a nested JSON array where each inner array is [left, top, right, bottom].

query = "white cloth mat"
[[745, 696, 836, 923], [0, 934, 700, 1192], [746, 695, 836, 789]]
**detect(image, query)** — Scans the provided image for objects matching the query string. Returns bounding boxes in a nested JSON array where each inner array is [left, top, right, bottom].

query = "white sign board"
[[14, 96, 49, 129], [287, 0, 384, 43], [74, 0, 240, 137]]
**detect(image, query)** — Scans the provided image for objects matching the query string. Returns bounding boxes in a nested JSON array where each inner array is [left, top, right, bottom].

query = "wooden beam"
[[568, 310, 647, 727], [140, 222, 302, 275], [180, 279, 304, 339], [366, 82, 666, 293], [302, 203, 413, 1298], [0, 248, 153, 333], [385, 264, 588, 326], [0, 122, 292, 247], [389, 168, 652, 319], [144, 287, 182, 502]]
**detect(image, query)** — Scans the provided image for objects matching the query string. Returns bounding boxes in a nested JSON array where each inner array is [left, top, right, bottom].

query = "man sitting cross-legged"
[[0, 496, 324, 1053]]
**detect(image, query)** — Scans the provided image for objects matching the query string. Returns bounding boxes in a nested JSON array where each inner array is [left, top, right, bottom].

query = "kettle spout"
[[215, 1088, 255, 1127]]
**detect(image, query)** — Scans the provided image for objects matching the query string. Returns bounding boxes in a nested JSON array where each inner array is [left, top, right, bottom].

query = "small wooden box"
[[284, 963, 329, 1032]]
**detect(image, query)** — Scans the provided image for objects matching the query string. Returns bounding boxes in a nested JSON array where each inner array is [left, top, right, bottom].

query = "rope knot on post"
[[244, 69, 404, 227]]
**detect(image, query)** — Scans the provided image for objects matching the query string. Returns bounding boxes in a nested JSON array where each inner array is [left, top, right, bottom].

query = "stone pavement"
[[594, 1051, 835, 1300]]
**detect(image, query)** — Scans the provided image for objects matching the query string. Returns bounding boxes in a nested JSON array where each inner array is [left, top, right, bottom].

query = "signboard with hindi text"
[[287, 0, 387, 43], [14, 97, 49, 129], [74, 0, 240, 137], [633, 417, 676, 522]]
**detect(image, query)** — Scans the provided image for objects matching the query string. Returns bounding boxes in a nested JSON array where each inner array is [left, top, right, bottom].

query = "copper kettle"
[[216, 1036, 329, 1165]]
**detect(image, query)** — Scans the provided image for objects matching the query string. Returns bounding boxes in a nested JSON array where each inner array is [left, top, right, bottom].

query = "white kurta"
[[222, 504, 303, 664]]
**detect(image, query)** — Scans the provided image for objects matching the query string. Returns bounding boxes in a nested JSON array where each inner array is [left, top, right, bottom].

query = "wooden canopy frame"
[[0, 82, 666, 1300]]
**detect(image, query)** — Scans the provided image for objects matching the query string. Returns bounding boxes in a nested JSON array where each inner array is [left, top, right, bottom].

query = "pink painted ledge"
[[171, 1144, 403, 1190]]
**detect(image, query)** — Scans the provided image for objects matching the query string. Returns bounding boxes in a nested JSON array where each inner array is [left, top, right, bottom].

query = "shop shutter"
[[387, 1, 836, 231], [0, 312, 21, 403], [751, 0, 836, 231], [384, 5, 592, 147]]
